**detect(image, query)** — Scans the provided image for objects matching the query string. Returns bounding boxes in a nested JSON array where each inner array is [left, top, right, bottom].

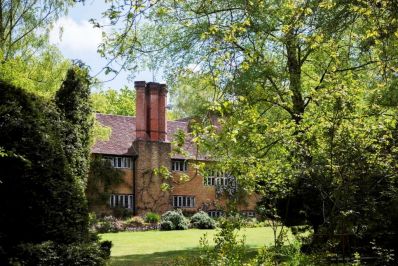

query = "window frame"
[[172, 195, 195, 208], [208, 210, 224, 218], [109, 194, 134, 209], [204, 170, 229, 186], [171, 159, 188, 172], [103, 156, 132, 169]]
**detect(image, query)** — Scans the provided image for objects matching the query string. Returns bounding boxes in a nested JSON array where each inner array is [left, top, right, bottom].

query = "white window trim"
[[172, 195, 195, 208], [204, 171, 229, 186], [171, 160, 188, 172], [208, 210, 224, 218], [109, 194, 134, 209], [104, 156, 132, 169], [242, 211, 256, 218]]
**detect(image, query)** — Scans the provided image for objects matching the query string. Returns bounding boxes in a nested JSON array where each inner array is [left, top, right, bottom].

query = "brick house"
[[91, 81, 259, 218]]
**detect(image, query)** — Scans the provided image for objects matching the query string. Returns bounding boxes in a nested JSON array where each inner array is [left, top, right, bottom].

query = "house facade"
[[91, 81, 259, 217]]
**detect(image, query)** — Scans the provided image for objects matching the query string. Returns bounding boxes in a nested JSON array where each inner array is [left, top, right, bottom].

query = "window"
[[109, 194, 134, 209], [208, 210, 224, 218], [171, 160, 188, 171], [204, 170, 229, 186], [241, 211, 256, 218], [172, 195, 195, 208], [205, 176, 215, 186], [103, 156, 132, 169]]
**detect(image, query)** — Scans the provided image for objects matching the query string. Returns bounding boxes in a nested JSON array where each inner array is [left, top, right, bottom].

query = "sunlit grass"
[[100, 227, 278, 265]]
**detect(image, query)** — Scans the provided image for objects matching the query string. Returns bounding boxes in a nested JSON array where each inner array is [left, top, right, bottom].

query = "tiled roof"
[[92, 113, 208, 160], [92, 114, 137, 156]]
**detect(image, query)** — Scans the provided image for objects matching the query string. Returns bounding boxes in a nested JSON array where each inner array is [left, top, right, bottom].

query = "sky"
[[49, 0, 159, 91]]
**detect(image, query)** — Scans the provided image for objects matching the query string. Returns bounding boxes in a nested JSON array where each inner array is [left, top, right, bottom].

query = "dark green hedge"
[[0, 67, 108, 265]]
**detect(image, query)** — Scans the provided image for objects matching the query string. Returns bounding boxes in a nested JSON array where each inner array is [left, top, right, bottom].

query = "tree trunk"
[[286, 30, 305, 124]]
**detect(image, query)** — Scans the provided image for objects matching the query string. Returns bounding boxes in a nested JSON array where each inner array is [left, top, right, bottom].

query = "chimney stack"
[[159, 84, 167, 141], [135, 81, 148, 140], [134, 81, 167, 142]]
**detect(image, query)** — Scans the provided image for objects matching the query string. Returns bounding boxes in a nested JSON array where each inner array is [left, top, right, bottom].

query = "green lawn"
[[100, 227, 277, 265]]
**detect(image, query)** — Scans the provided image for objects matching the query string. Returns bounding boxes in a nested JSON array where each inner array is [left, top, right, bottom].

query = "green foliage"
[[168, 71, 218, 119], [196, 218, 247, 265], [91, 118, 112, 146], [87, 156, 124, 209], [160, 220, 174, 231], [0, 81, 89, 245], [0, 72, 105, 264], [112, 207, 134, 219], [56, 66, 93, 189], [125, 216, 146, 227], [252, 241, 317, 266], [98, 0, 398, 260], [0, 48, 71, 98], [160, 210, 189, 231], [91, 86, 136, 116], [190, 211, 216, 229], [0, 1, 74, 98], [145, 212, 161, 223], [0, 0, 74, 60], [95, 216, 125, 233], [10, 240, 111, 266]]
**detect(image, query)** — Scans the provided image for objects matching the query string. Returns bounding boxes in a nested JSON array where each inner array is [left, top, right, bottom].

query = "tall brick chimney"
[[134, 81, 167, 142], [159, 84, 167, 141], [135, 81, 148, 140]]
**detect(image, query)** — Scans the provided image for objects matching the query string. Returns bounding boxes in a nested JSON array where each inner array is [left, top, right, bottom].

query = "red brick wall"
[[171, 161, 260, 213], [133, 140, 171, 215]]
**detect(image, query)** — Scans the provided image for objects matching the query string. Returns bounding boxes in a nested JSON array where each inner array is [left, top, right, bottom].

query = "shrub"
[[9, 240, 111, 266], [191, 211, 216, 229], [145, 212, 161, 223], [0, 71, 107, 263], [112, 207, 134, 219], [125, 216, 145, 227], [241, 218, 262, 228], [96, 216, 124, 233], [160, 220, 174, 231], [160, 209, 189, 230]]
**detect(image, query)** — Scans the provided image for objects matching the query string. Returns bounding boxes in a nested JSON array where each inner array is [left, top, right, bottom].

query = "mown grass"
[[100, 227, 278, 266]]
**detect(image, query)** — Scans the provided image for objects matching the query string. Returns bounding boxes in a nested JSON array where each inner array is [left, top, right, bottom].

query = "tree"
[[91, 86, 136, 116], [0, 45, 71, 98], [56, 65, 93, 187], [167, 70, 219, 119], [97, 0, 398, 259], [0, 0, 74, 60], [0, 0, 77, 98], [0, 67, 109, 264]]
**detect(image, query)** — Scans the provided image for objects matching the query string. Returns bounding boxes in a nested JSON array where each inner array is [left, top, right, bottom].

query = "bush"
[[241, 218, 263, 228], [160, 209, 189, 230], [95, 216, 124, 233], [0, 72, 107, 263], [112, 207, 134, 219], [145, 212, 161, 223], [160, 221, 174, 231], [191, 211, 216, 229], [9, 240, 111, 266], [125, 216, 145, 227]]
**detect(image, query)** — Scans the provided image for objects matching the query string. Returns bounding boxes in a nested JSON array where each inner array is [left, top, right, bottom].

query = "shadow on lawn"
[[109, 248, 260, 266], [109, 248, 202, 266]]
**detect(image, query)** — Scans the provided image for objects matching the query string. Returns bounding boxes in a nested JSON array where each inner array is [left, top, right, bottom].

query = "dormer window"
[[171, 159, 188, 172]]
